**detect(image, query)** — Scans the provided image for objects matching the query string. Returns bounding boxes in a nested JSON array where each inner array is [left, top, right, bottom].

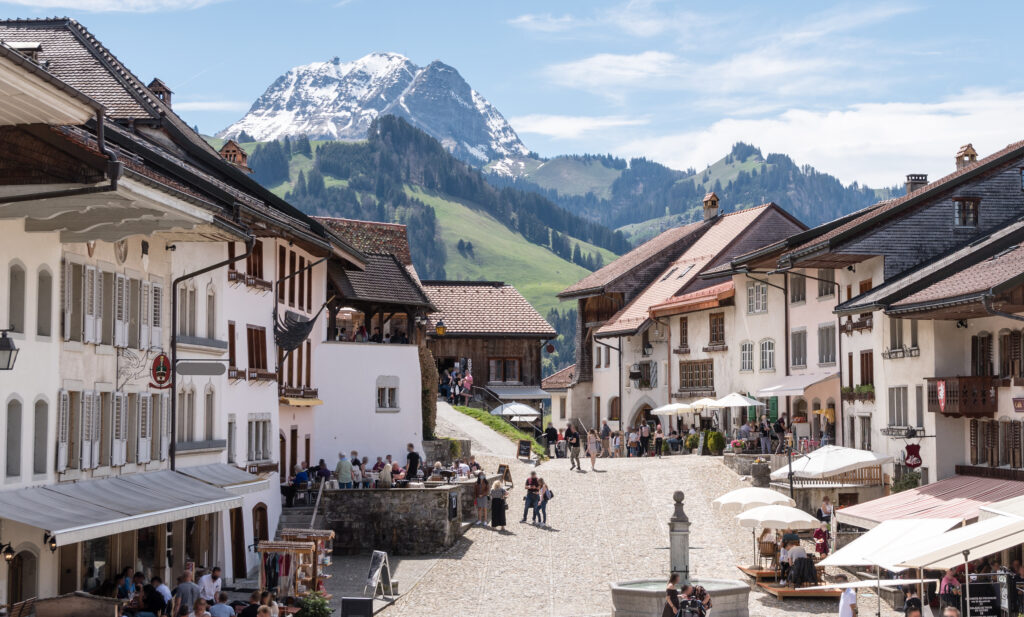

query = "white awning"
[[0, 470, 242, 546], [177, 463, 269, 496], [818, 519, 960, 572], [488, 385, 550, 400], [895, 515, 1024, 570], [770, 445, 891, 481], [757, 372, 839, 397]]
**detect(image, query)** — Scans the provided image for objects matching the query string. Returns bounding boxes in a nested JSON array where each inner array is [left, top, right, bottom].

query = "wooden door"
[[279, 433, 286, 477], [253, 503, 269, 543], [289, 427, 297, 473], [229, 508, 246, 579]]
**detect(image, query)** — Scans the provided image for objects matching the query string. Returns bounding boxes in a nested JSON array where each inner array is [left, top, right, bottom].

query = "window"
[[888, 386, 908, 426], [790, 272, 806, 303], [678, 360, 714, 391], [128, 279, 141, 348], [206, 287, 215, 339], [709, 313, 725, 346], [818, 324, 836, 364], [246, 418, 271, 462], [817, 269, 835, 298], [740, 342, 753, 371], [760, 340, 775, 371], [678, 317, 688, 349], [62, 262, 84, 341], [204, 388, 215, 441], [101, 271, 114, 345], [227, 417, 236, 464], [228, 322, 237, 368], [277, 245, 286, 302], [594, 344, 601, 368], [375, 376, 400, 411], [558, 398, 566, 420], [306, 266, 313, 310], [246, 240, 264, 280], [298, 256, 306, 311], [7, 399, 21, 477], [305, 340, 312, 387], [641, 330, 651, 356], [288, 251, 297, 306], [37, 270, 52, 336], [33, 400, 46, 475], [791, 329, 807, 367], [954, 197, 979, 227], [604, 345, 610, 368], [8, 263, 25, 333], [246, 326, 268, 370], [746, 281, 767, 313], [860, 350, 874, 386], [910, 319, 919, 348], [177, 388, 195, 443], [228, 242, 236, 271], [178, 284, 196, 337], [915, 385, 924, 428], [890, 317, 904, 350], [971, 333, 993, 377], [489, 358, 521, 382]]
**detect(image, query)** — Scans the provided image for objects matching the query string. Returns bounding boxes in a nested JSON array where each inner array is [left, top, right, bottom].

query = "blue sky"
[[4, 0, 1024, 186]]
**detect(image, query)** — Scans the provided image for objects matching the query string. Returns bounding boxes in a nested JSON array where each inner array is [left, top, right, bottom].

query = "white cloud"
[[616, 90, 1024, 187], [507, 13, 577, 33], [544, 51, 681, 92], [509, 114, 648, 139], [174, 100, 250, 112], [4, 0, 226, 10]]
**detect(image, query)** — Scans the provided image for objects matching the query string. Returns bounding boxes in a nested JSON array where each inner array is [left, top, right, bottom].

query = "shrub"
[[297, 592, 332, 617], [684, 433, 699, 450], [892, 470, 921, 494], [706, 430, 726, 454], [453, 406, 547, 458]]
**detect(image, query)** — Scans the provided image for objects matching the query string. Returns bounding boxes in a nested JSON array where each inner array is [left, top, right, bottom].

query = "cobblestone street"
[[378, 451, 901, 617]]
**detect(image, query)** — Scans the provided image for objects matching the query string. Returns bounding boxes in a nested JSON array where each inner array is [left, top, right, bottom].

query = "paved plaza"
[[367, 410, 901, 617]]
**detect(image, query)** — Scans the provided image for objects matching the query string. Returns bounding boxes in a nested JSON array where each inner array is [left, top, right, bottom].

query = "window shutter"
[[84, 266, 97, 343], [888, 387, 896, 426], [970, 419, 979, 465], [988, 421, 999, 467], [1012, 331, 1023, 378], [62, 261, 73, 340], [113, 392, 126, 466], [94, 270, 105, 344], [768, 397, 779, 422], [1014, 421, 1022, 469], [151, 283, 163, 350], [56, 390, 69, 472], [160, 393, 170, 460], [90, 392, 101, 467], [137, 394, 151, 464], [651, 361, 659, 388], [114, 274, 127, 347], [79, 392, 93, 469], [139, 281, 150, 350]]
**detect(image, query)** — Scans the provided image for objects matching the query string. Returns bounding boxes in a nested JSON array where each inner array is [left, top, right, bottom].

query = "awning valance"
[[488, 385, 550, 400], [177, 463, 269, 496], [895, 515, 1024, 570], [835, 475, 1024, 529], [0, 469, 241, 546], [757, 372, 839, 397], [818, 518, 960, 572]]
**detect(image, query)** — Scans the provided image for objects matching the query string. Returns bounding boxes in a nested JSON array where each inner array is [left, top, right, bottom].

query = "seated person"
[[468, 456, 481, 472], [429, 461, 444, 480], [372, 456, 386, 472], [457, 459, 471, 476]]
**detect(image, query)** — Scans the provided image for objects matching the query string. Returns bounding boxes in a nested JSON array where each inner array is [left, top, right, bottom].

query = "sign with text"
[[1013, 398, 1024, 413], [966, 573, 1009, 617], [517, 439, 532, 460], [496, 464, 513, 487]]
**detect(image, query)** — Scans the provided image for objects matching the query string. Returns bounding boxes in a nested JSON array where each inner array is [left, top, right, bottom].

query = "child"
[[612, 432, 622, 457]]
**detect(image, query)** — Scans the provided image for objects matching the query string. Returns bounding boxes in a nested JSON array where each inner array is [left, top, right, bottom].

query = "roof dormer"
[[147, 77, 172, 108], [218, 139, 252, 173], [956, 143, 978, 170]]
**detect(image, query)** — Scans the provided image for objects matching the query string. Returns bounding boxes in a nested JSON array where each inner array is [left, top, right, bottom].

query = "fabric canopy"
[[818, 519, 960, 572], [712, 392, 764, 408], [757, 372, 839, 397], [177, 463, 268, 496], [652, 402, 693, 415], [736, 504, 820, 530], [836, 475, 1024, 529], [713, 487, 795, 514], [895, 516, 1024, 570], [690, 398, 718, 410], [279, 397, 323, 407], [488, 385, 550, 400], [770, 445, 891, 481], [0, 469, 241, 546], [490, 402, 541, 417], [803, 579, 937, 591]]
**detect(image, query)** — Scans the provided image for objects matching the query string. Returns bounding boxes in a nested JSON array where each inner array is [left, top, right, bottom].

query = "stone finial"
[[672, 490, 689, 523]]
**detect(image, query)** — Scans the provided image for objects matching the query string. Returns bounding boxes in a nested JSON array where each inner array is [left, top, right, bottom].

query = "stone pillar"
[[751, 462, 770, 488], [669, 490, 690, 581]]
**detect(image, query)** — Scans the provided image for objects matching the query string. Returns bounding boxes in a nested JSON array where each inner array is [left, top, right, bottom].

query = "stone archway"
[[8, 549, 37, 604], [627, 395, 658, 428]]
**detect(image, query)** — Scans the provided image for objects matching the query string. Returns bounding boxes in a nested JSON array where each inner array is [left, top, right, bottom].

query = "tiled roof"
[[327, 256, 433, 308], [423, 281, 556, 338], [596, 205, 773, 337], [314, 217, 413, 266], [649, 281, 735, 316], [542, 364, 576, 391], [782, 138, 1024, 262], [892, 242, 1024, 308], [558, 221, 706, 298]]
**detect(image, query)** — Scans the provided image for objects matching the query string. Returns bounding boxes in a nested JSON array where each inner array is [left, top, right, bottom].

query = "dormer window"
[[954, 197, 979, 227]]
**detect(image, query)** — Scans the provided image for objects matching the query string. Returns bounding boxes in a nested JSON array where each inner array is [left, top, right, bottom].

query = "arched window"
[[740, 341, 754, 371], [206, 285, 216, 340], [252, 503, 269, 543], [7, 399, 22, 477], [8, 262, 25, 333], [759, 339, 775, 371], [204, 386, 215, 441], [36, 269, 52, 337], [33, 400, 47, 475]]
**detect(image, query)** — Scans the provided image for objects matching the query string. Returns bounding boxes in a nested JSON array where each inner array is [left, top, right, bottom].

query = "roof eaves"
[[0, 41, 104, 113]]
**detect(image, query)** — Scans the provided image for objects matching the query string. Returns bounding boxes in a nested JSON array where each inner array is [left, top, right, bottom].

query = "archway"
[[8, 550, 37, 604], [627, 396, 658, 428], [252, 503, 269, 544]]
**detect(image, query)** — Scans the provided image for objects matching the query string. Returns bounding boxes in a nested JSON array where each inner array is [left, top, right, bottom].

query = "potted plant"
[[297, 592, 333, 617], [706, 430, 726, 455], [684, 433, 699, 453]]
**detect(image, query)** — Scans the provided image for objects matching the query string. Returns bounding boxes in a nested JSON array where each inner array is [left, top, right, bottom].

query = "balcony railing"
[[228, 366, 245, 381], [279, 385, 320, 399], [245, 275, 273, 292], [926, 376, 998, 418], [247, 368, 278, 382], [841, 316, 873, 335], [227, 270, 244, 284]]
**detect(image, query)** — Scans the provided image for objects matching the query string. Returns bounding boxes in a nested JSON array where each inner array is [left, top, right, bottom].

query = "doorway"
[[253, 503, 269, 544], [8, 550, 37, 604], [289, 428, 297, 473], [279, 433, 286, 477], [229, 508, 246, 579]]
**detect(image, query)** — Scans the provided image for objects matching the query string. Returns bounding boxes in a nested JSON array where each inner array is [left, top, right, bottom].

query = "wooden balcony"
[[926, 376, 998, 418], [247, 368, 277, 382], [227, 270, 244, 284], [279, 385, 320, 399], [840, 316, 873, 335], [245, 275, 273, 292], [227, 366, 245, 381]]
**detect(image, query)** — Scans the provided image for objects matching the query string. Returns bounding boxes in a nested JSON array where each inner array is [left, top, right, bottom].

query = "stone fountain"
[[609, 491, 751, 617]]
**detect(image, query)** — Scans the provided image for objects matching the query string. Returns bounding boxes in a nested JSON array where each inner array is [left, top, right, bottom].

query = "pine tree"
[[572, 243, 582, 266], [282, 135, 292, 155], [293, 170, 307, 197], [295, 134, 313, 157], [456, 239, 466, 256], [237, 131, 255, 143], [307, 168, 325, 197]]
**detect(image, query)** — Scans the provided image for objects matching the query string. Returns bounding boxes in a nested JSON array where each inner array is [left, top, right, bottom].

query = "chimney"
[[905, 174, 928, 194], [218, 140, 252, 173], [955, 143, 977, 170], [147, 78, 172, 108], [702, 192, 720, 221]]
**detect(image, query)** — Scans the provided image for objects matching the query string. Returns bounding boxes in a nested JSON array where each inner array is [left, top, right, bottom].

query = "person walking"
[[473, 473, 489, 525], [587, 429, 599, 471], [489, 480, 508, 530], [654, 424, 665, 458], [522, 471, 541, 523], [759, 414, 772, 454], [534, 478, 551, 526], [566, 424, 581, 470], [774, 416, 788, 454], [600, 420, 612, 458], [197, 567, 221, 603], [612, 431, 622, 457], [545, 424, 558, 457], [640, 422, 651, 456], [662, 573, 681, 617], [628, 428, 640, 457]]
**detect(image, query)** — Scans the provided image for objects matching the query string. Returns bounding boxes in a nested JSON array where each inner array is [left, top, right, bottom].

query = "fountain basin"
[[609, 578, 750, 617]]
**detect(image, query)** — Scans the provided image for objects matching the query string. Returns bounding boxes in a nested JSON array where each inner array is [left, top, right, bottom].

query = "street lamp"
[[2, 543, 14, 563], [0, 328, 18, 371], [434, 320, 447, 337], [43, 533, 57, 553]]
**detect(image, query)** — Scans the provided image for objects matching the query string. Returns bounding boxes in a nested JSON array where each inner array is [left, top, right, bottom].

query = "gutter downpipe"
[[170, 236, 254, 470], [982, 293, 1024, 324]]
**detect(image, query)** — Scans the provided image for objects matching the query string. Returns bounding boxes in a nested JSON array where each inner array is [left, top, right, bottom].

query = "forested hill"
[[489, 143, 902, 243]]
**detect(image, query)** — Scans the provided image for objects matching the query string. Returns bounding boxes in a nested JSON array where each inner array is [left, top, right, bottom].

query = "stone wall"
[[321, 486, 464, 555], [422, 439, 472, 466]]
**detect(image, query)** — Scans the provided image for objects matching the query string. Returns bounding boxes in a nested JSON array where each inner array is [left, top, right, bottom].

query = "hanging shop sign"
[[904, 444, 922, 469], [150, 353, 172, 389]]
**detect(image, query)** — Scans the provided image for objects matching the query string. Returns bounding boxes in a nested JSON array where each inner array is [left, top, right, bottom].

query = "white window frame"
[[740, 341, 754, 372], [791, 328, 807, 368], [759, 339, 775, 371], [375, 375, 400, 412], [746, 281, 768, 314], [818, 323, 837, 365]]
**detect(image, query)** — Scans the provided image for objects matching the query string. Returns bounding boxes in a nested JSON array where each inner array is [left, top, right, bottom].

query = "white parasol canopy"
[[490, 402, 541, 418], [690, 397, 718, 410], [818, 518, 959, 572], [735, 504, 820, 530], [652, 402, 693, 416], [713, 487, 795, 514], [712, 392, 765, 408], [802, 578, 937, 591], [770, 445, 891, 480]]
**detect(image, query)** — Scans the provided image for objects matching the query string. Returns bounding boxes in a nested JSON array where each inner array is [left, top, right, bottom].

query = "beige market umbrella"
[[713, 487, 795, 514]]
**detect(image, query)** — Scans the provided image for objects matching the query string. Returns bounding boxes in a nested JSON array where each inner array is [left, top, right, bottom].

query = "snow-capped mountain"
[[218, 52, 528, 165]]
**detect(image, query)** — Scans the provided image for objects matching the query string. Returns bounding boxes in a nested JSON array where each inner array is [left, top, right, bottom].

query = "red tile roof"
[[541, 364, 575, 391], [649, 281, 735, 316], [423, 281, 556, 338], [314, 217, 413, 265], [892, 242, 1024, 308]]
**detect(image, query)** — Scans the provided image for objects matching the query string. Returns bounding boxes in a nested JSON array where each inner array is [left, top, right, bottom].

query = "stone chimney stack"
[[702, 192, 720, 221], [955, 144, 978, 170], [147, 78, 172, 108], [905, 174, 928, 194]]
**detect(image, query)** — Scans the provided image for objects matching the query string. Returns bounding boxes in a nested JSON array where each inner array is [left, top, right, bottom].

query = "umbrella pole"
[[964, 550, 971, 617], [877, 570, 881, 617]]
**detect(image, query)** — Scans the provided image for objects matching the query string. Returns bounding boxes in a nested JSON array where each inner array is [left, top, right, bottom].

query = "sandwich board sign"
[[364, 550, 393, 599]]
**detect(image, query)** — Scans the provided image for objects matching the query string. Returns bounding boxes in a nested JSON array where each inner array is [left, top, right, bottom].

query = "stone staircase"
[[275, 505, 320, 538]]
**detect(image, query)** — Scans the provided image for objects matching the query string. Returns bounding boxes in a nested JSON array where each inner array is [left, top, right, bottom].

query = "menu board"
[[366, 550, 391, 594], [967, 573, 1008, 617], [496, 464, 513, 487], [517, 439, 532, 459]]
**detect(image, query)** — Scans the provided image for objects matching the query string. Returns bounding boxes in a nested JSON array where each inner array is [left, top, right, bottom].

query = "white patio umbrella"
[[651, 402, 693, 415], [490, 402, 540, 417], [769, 445, 891, 481], [690, 397, 718, 410], [713, 487, 795, 514], [735, 503, 819, 567], [712, 392, 765, 408]]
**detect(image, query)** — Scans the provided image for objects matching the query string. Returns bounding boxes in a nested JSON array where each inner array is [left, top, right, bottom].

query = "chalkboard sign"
[[496, 464, 513, 487], [448, 491, 458, 520], [517, 439, 532, 459], [967, 574, 1008, 617], [364, 550, 392, 598]]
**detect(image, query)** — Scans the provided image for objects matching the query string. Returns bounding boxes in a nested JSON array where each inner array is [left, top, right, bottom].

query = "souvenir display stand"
[[279, 529, 336, 595], [256, 540, 319, 599]]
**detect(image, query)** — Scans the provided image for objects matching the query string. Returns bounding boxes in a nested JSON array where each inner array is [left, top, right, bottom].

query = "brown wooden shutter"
[[970, 419, 979, 465], [1013, 421, 1022, 469], [987, 421, 999, 467], [1012, 331, 1022, 378]]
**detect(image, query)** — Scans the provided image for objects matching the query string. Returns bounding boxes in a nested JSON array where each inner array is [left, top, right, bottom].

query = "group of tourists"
[[281, 443, 431, 506], [332, 325, 408, 344], [104, 565, 277, 617], [662, 573, 711, 617], [476, 471, 554, 530], [547, 420, 674, 467], [439, 368, 473, 406]]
